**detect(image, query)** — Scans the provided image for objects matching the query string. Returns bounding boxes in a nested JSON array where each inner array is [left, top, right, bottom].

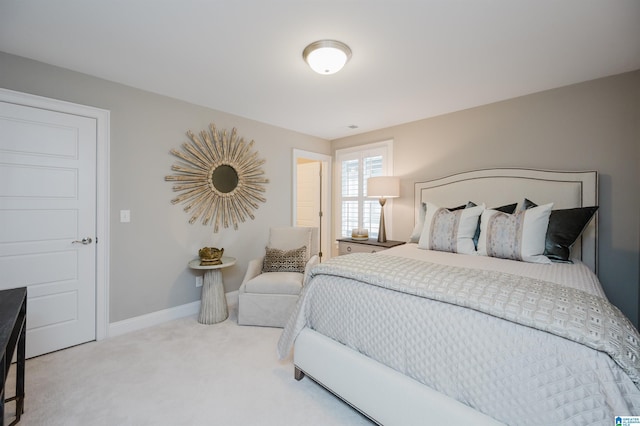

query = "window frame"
[[334, 140, 394, 242]]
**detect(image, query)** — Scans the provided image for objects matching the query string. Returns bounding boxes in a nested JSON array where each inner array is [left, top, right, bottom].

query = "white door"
[[0, 101, 97, 358], [296, 160, 321, 228]]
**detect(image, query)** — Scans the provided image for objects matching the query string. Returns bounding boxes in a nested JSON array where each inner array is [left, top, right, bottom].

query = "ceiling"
[[1, 1, 639, 140]]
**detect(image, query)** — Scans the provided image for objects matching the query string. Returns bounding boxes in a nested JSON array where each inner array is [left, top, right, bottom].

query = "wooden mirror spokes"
[[165, 123, 268, 232]]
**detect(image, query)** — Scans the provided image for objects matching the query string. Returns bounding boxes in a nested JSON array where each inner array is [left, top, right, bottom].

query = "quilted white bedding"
[[278, 245, 640, 425]]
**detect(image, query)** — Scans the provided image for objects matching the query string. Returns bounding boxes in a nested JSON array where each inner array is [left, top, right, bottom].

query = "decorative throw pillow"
[[522, 199, 598, 262], [477, 203, 553, 263], [409, 202, 467, 243], [417, 202, 484, 254], [409, 202, 428, 243], [262, 246, 308, 273], [467, 201, 518, 249], [521, 198, 537, 210]]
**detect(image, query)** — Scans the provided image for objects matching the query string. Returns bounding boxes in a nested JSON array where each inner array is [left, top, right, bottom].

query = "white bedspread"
[[386, 244, 607, 296], [278, 246, 640, 425]]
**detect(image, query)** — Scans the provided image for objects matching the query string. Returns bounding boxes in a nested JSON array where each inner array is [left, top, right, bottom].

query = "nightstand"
[[337, 238, 406, 255]]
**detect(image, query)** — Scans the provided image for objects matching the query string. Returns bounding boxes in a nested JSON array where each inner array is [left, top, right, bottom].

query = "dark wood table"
[[0, 288, 26, 426]]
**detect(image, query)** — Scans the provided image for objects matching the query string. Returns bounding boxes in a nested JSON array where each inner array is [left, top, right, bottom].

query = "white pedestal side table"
[[188, 256, 236, 324]]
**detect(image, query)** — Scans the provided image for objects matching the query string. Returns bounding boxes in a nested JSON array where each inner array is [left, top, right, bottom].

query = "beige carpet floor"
[[3, 304, 372, 426]]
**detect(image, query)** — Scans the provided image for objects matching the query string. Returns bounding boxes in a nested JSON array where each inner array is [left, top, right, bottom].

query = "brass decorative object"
[[165, 123, 269, 232], [198, 247, 224, 266]]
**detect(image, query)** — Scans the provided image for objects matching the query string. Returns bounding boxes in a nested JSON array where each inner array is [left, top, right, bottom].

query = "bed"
[[277, 168, 640, 425]]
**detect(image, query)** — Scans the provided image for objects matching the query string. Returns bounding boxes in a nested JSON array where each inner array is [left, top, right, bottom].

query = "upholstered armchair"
[[238, 226, 319, 327]]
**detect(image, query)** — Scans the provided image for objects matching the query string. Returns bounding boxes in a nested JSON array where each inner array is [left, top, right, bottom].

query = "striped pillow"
[[477, 203, 553, 263], [417, 202, 484, 254]]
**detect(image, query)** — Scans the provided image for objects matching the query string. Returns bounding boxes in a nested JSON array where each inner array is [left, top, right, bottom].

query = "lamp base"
[[377, 198, 387, 243]]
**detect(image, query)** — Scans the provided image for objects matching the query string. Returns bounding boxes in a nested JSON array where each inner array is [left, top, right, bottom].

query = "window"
[[335, 140, 393, 239]]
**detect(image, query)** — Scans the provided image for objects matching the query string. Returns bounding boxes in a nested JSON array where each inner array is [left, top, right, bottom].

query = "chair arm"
[[241, 256, 264, 286], [303, 255, 320, 286]]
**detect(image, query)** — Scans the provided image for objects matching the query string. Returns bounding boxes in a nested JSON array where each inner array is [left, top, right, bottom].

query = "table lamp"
[[367, 176, 400, 242]]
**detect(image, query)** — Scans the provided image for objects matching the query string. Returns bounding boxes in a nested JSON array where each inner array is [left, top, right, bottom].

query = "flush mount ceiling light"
[[302, 40, 352, 75]]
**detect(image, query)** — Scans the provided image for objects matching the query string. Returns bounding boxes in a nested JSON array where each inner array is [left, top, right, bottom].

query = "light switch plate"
[[120, 210, 130, 223]]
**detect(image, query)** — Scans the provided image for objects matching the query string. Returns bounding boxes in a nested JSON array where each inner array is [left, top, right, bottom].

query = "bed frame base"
[[294, 328, 504, 426], [295, 364, 382, 425]]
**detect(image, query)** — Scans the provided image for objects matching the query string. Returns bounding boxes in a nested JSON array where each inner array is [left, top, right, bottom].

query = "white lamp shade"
[[367, 176, 400, 198], [303, 40, 352, 75]]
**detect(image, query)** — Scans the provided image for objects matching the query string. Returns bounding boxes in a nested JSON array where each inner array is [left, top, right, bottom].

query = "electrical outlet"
[[196, 276, 203, 288]]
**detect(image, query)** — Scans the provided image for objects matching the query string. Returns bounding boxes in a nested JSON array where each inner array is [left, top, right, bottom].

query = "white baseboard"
[[108, 291, 239, 338], [108, 301, 200, 337]]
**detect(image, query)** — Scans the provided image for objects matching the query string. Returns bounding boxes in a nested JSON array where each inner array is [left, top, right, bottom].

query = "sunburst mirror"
[[165, 123, 268, 232]]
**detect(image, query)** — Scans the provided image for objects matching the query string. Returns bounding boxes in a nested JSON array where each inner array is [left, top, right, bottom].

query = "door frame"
[[292, 149, 332, 261], [0, 88, 110, 341]]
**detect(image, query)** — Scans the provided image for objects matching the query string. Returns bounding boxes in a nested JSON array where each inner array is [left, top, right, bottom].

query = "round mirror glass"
[[211, 164, 239, 193]]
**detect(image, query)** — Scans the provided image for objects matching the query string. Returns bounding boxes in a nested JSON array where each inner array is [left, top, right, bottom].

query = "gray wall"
[[0, 52, 330, 323], [2, 50, 638, 328], [332, 70, 640, 327]]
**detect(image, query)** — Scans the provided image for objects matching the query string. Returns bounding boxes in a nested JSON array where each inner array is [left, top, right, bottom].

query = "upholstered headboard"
[[414, 168, 598, 272]]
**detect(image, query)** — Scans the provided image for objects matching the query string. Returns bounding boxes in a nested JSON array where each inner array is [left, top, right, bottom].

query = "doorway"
[[292, 149, 331, 262], [0, 89, 109, 357]]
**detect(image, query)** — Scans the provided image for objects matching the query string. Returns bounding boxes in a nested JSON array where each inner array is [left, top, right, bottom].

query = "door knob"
[[72, 237, 93, 245]]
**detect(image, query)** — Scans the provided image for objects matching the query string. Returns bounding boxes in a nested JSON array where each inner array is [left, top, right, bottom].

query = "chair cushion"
[[244, 272, 304, 295], [268, 227, 312, 260]]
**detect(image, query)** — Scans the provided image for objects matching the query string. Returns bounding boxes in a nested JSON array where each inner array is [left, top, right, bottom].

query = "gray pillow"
[[522, 199, 598, 262]]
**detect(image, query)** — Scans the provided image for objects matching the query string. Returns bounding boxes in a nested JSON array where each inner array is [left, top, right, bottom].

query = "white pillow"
[[417, 202, 484, 254], [477, 203, 553, 264], [408, 202, 427, 243], [268, 227, 312, 261]]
